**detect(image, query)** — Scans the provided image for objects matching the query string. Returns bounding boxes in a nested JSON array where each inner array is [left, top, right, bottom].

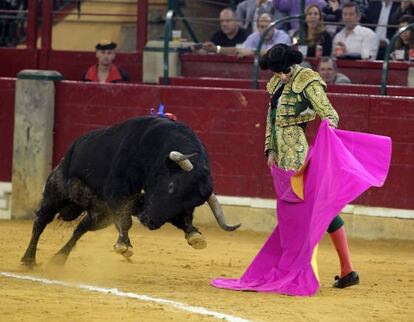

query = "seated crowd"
[[0, 0, 70, 47], [78, 1, 414, 85], [194, 0, 414, 64], [0, 0, 26, 47]]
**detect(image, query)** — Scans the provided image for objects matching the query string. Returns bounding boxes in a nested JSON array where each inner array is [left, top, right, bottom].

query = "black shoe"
[[333, 271, 360, 288]]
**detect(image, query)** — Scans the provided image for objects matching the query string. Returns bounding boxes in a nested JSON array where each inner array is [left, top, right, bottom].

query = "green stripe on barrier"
[[17, 70, 64, 81]]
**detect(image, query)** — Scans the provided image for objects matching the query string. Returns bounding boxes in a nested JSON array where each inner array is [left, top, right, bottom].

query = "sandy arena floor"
[[0, 219, 413, 322]]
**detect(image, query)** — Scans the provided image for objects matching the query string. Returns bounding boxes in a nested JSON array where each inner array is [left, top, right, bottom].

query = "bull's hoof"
[[186, 231, 207, 249], [21, 258, 36, 269], [113, 243, 133, 258], [49, 253, 68, 266]]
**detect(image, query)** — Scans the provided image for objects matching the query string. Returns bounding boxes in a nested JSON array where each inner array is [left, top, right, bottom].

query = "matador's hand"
[[267, 150, 278, 168]]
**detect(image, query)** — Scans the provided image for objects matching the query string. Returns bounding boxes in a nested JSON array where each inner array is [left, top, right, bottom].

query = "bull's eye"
[[168, 182, 175, 194]]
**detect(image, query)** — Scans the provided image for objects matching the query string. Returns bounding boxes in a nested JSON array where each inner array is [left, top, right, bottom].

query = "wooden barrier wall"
[[163, 76, 414, 96], [0, 48, 410, 86], [180, 54, 411, 86], [0, 78, 15, 182], [1, 79, 413, 209], [0, 49, 142, 81]]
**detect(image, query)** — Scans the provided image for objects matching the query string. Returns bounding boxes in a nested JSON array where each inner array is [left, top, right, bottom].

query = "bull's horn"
[[207, 193, 241, 231], [169, 151, 197, 172]]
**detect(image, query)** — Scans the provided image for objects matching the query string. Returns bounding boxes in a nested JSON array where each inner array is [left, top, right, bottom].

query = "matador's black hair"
[[259, 43, 303, 73]]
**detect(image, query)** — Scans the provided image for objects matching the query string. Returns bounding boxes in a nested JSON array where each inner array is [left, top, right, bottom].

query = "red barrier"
[[162, 76, 414, 97], [1, 47, 408, 87], [0, 49, 38, 77], [160, 76, 267, 90], [1, 79, 414, 209], [0, 78, 15, 181], [181, 53, 273, 79], [181, 53, 411, 86], [0, 49, 142, 81], [48, 51, 142, 81], [328, 84, 414, 96]]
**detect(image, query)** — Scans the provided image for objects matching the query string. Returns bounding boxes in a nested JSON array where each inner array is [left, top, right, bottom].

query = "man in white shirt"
[[332, 2, 379, 60]]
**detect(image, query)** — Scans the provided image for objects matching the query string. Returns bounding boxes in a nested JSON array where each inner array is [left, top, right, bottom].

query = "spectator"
[[203, 8, 248, 53], [200, 13, 290, 57], [348, 0, 369, 23], [332, 2, 379, 60], [0, 0, 26, 47], [83, 40, 129, 83], [322, 0, 342, 36], [389, 0, 414, 28], [236, 0, 276, 34], [317, 56, 351, 84], [272, 0, 326, 33], [366, 0, 400, 60], [237, 13, 291, 57], [293, 4, 332, 57], [393, 15, 414, 61]]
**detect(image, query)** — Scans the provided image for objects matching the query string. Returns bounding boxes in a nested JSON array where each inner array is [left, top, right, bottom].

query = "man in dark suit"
[[366, 0, 400, 59]]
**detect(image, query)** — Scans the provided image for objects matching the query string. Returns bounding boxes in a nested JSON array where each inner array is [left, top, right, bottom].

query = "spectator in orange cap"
[[83, 40, 129, 83]]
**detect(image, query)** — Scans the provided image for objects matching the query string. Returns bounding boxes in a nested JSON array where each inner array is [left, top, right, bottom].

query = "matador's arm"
[[264, 105, 277, 155], [304, 81, 339, 128]]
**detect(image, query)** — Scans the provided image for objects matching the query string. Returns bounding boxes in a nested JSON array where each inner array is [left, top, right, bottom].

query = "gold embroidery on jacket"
[[264, 66, 339, 159], [304, 82, 339, 127], [266, 75, 280, 95], [277, 126, 308, 171], [292, 68, 327, 93]]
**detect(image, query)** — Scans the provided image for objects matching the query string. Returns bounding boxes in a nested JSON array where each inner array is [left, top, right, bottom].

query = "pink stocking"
[[329, 226, 354, 277]]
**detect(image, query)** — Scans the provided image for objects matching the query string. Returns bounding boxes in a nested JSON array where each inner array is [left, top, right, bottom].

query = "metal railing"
[[162, 9, 202, 85], [0, 0, 74, 47], [380, 23, 414, 95], [163, 10, 174, 85], [168, 0, 198, 43], [252, 15, 304, 89]]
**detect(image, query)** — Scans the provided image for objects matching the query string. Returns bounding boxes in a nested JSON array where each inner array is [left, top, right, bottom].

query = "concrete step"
[[0, 182, 12, 219]]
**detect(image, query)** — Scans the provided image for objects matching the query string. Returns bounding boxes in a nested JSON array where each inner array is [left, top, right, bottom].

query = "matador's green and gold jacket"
[[264, 65, 339, 154]]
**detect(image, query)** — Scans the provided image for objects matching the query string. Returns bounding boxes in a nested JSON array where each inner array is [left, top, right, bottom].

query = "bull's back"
[[61, 117, 156, 188], [61, 116, 207, 197]]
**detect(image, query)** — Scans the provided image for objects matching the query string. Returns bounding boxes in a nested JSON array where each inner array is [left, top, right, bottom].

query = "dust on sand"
[[0, 219, 413, 322]]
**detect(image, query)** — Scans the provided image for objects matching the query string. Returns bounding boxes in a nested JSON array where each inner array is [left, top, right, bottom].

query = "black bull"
[[21, 116, 240, 267]]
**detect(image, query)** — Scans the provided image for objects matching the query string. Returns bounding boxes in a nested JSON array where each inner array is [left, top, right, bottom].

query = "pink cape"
[[211, 120, 392, 296]]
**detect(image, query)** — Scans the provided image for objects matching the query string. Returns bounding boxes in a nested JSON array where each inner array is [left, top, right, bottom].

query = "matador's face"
[[275, 66, 294, 84]]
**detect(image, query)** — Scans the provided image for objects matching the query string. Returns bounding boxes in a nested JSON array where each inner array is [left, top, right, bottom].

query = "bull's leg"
[[170, 210, 206, 249], [57, 203, 84, 221], [113, 213, 133, 258], [21, 199, 65, 268], [51, 211, 112, 265]]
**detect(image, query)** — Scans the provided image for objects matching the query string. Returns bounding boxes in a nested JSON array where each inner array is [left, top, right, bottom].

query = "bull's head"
[[169, 150, 240, 232]]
